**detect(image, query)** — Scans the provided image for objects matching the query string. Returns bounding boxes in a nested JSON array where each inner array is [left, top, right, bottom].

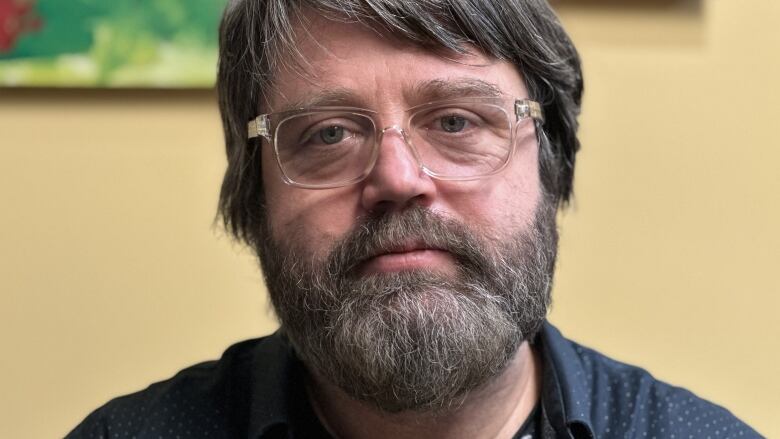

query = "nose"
[[360, 126, 437, 214]]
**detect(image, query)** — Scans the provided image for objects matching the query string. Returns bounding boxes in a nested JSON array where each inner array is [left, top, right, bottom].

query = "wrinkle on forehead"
[[273, 77, 504, 113], [265, 9, 498, 112], [270, 10, 376, 103]]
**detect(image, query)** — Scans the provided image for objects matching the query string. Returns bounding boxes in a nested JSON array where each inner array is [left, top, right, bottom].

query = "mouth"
[[357, 242, 456, 275]]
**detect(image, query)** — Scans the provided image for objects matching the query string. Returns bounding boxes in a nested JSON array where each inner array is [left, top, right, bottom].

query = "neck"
[[307, 341, 541, 439]]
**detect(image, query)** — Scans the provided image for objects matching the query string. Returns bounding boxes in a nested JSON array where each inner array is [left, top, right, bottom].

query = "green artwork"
[[0, 0, 227, 87]]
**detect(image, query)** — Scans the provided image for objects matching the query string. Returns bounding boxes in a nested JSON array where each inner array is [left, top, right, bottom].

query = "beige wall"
[[1, 1, 777, 437]]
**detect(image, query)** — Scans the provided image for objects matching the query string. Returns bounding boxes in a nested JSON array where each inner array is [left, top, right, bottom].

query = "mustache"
[[325, 206, 494, 279]]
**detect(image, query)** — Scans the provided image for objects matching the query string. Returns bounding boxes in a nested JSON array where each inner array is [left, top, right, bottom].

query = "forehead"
[[265, 11, 527, 112]]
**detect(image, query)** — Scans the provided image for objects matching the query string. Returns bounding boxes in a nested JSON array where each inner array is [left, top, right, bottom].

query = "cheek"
[[503, 124, 543, 215], [439, 132, 541, 237], [262, 149, 362, 259], [508, 132, 542, 206]]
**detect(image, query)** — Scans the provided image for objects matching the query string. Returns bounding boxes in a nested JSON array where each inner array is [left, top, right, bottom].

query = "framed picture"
[[0, 0, 227, 88]]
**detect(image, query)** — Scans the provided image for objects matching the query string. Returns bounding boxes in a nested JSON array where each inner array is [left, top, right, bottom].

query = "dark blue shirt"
[[66, 322, 762, 438]]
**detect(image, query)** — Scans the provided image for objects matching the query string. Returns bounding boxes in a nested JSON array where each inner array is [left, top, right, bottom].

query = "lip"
[[358, 243, 455, 275]]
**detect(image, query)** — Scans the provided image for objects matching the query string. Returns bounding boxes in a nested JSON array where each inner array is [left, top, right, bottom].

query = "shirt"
[[66, 322, 762, 438], [514, 403, 540, 439]]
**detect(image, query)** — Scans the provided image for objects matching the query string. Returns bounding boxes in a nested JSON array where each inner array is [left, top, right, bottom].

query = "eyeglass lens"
[[274, 103, 516, 187]]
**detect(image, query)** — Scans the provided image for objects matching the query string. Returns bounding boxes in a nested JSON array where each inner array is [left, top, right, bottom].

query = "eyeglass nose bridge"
[[372, 124, 426, 173]]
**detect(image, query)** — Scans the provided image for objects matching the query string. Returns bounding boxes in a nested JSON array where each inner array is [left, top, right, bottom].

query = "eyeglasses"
[[247, 97, 544, 189]]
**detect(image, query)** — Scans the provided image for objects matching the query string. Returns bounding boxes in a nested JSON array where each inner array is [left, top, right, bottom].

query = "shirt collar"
[[538, 321, 597, 439], [246, 331, 306, 438], [245, 324, 598, 439]]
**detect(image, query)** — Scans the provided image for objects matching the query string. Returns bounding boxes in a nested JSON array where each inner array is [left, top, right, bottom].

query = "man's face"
[[261, 17, 542, 261], [257, 13, 556, 412]]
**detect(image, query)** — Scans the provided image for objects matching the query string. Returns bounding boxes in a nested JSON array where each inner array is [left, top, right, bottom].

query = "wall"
[[0, 0, 777, 437]]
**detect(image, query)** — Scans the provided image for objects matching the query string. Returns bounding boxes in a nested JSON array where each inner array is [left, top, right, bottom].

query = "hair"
[[216, 0, 583, 247]]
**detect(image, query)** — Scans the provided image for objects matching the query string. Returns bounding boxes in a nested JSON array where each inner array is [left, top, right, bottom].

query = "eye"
[[299, 122, 358, 148], [440, 115, 467, 133], [319, 125, 345, 144]]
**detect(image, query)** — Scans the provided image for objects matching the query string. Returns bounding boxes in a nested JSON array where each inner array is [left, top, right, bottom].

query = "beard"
[[256, 200, 558, 413]]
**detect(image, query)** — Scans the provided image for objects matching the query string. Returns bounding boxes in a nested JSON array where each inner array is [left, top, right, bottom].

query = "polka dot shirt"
[[66, 323, 763, 438]]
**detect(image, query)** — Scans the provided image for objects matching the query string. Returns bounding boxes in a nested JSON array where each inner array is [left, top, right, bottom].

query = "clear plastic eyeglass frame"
[[246, 97, 545, 189]]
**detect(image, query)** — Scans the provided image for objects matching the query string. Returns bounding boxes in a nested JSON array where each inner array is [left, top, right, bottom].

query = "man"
[[68, 0, 761, 438]]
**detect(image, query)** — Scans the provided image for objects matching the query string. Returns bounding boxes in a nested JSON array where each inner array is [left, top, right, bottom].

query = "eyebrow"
[[409, 78, 503, 104], [277, 88, 364, 112], [275, 77, 504, 113]]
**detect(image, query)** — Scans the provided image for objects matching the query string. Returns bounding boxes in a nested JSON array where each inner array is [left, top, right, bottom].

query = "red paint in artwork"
[[0, 0, 42, 53]]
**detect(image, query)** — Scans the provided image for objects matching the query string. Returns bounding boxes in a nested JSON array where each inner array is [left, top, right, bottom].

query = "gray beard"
[[257, 202, 558, 413]]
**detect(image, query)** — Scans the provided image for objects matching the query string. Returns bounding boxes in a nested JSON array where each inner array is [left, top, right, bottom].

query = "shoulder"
[[577, 341, 758, 437], [541, 324, 763, 438], [65, 335, 287, 439]]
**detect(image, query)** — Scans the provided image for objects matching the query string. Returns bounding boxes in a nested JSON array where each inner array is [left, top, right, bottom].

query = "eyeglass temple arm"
[[515, 100, 544, 124], [247, 115, 270, 140]]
